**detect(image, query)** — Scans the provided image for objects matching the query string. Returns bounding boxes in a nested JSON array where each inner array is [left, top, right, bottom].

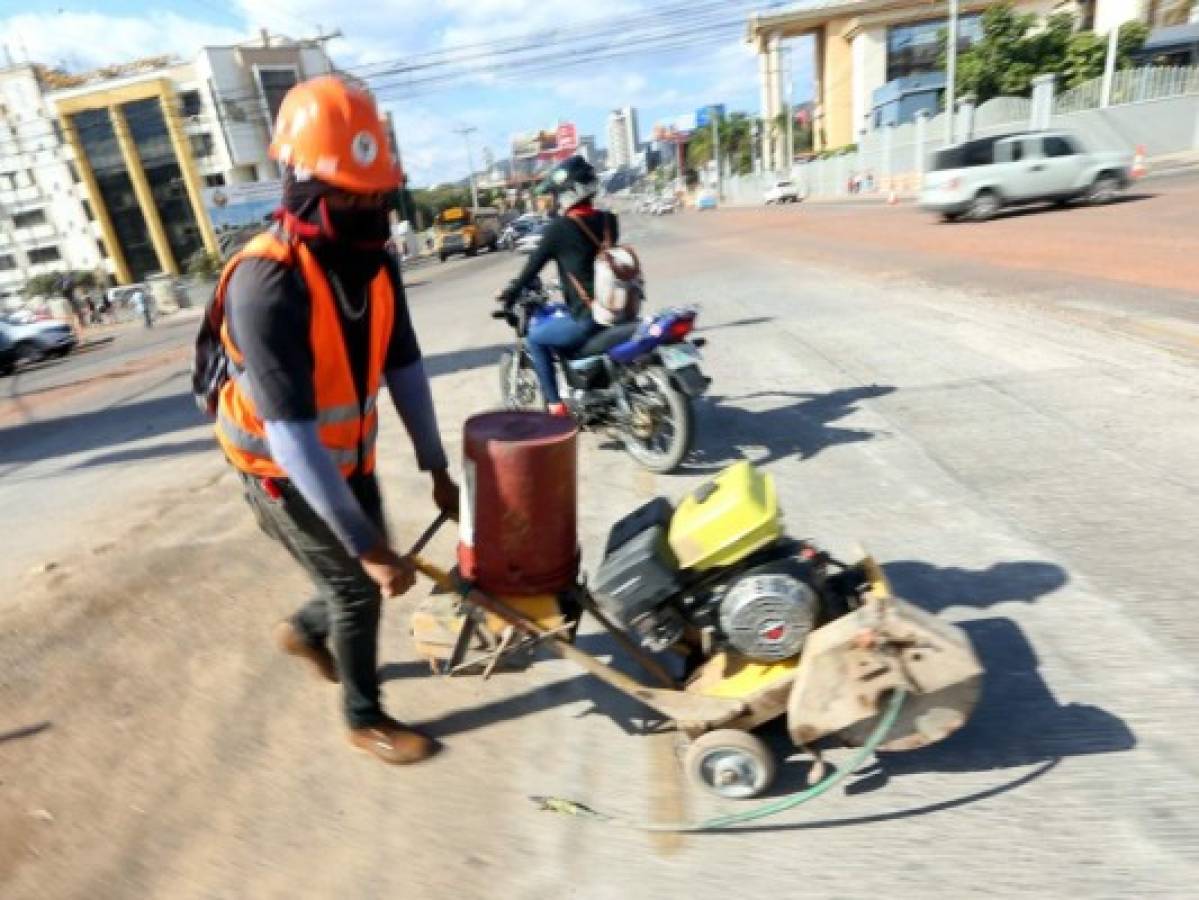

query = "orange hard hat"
[[269, 76, 401, 194]]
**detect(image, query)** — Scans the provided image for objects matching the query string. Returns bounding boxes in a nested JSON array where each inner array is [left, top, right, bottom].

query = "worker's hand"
[[431, 468, 460, 522], [359, 542, 416, 598]]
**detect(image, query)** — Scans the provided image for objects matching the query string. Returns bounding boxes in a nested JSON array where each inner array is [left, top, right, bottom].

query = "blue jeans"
[[526, 307, 596, 404]]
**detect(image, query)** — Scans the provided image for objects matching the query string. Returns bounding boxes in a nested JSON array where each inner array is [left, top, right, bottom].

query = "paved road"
[[2, 192, 1197, 898]]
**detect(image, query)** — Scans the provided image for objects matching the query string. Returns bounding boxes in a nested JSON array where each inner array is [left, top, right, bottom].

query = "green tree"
[[948, 4, 1149, 102]]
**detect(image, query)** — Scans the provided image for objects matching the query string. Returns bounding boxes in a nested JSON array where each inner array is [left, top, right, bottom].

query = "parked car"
[[764, 180, 801, 204], [0, 313, 77, 366], [499, 215, 544, 251], [0, 322, 17, 376], [919, 131, 1133, 222], [651, 197, 677, 215], [696, 190, 718, 211], [515, 223, 547, 255]]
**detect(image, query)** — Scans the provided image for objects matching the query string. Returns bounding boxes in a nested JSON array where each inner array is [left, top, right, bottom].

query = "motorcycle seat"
[[568, 323, 640, 359]]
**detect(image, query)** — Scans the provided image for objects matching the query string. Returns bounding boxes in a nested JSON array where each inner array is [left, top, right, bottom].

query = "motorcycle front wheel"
[[497, 349, 543, 411], [619, 366, 693, 473]]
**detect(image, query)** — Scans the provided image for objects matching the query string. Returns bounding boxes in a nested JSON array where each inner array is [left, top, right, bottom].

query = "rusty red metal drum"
[[458, 411, 579, 595]]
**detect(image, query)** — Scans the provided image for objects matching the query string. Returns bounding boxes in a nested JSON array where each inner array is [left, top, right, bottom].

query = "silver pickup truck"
[[919, 131, 1134, 222]]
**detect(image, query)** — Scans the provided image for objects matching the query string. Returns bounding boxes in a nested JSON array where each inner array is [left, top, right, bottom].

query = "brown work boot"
[[274, 620, 339, 684], [348, 717, 438, 765]]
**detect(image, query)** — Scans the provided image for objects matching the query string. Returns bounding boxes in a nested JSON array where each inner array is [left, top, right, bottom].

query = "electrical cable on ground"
[[530, 688, 907, 834]]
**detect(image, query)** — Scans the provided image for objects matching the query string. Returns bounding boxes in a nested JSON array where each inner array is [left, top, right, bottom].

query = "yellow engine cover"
[[668, 461, 783, 571]]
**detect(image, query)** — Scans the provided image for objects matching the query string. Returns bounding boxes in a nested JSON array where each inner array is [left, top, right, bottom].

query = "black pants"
[[241, 472, 388, 728]]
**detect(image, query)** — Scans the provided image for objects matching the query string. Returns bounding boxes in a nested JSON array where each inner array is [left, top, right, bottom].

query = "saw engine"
[[592, 463, 859, 663]]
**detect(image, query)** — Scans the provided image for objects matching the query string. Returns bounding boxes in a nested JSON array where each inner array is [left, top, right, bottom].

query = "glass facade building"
[[56, 81, 217, 284]]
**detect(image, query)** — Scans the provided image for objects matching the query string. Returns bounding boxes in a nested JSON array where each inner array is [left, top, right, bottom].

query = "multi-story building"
[[0, 64, 105, 305], [44, 32, 334, 285], [606, 106, 641, 170], [748, 0, 1168, 168]]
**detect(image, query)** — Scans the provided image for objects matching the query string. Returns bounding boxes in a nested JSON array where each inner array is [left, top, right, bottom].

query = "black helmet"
[[538, 155, 598, 209]]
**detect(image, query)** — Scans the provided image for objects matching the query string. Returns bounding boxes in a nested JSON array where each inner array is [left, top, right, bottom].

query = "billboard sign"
[[202, 179, 284, 257], [555, 122, 578, 152], [696, 104, 726, 128]]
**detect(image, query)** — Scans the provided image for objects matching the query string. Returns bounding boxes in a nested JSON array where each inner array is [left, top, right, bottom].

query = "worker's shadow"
[[688, 385, 896, 470]]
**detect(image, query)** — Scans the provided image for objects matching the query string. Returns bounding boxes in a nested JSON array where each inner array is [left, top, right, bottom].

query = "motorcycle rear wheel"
[[619, 366, 692, 473]]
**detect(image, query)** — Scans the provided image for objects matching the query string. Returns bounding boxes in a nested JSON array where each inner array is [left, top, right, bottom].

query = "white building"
[[606, 106, 641, 169], [0, 32, 335, 292], [0, 64, 104, 305]]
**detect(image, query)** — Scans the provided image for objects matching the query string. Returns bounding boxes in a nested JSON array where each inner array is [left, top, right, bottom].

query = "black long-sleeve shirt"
[[505, 207, 619, 316]]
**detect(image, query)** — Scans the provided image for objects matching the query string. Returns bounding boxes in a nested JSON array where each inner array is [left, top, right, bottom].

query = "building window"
[[190, 132, 215, 158], [0, 171, 14, 191], [28, 246, 61, 264], [67, 161, 80, 184], [81, 199, 95, 222], [1043, 135, 1078, 158], [0, 254, 15, 271], [12, 209, 47, 229], [257, 67, 299, 131], [180, 90, 204, 118], [124, 97, 205, 273], [1148, 0, 1196, 27], [73, 108, 159, 280], [887, 15, 983, 81], [204, 173, 226, 187], [96, 238, 109, 259]]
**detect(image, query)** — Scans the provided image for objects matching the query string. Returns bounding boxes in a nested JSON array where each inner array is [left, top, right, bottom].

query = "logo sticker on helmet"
[[351, 131, 379, 166]]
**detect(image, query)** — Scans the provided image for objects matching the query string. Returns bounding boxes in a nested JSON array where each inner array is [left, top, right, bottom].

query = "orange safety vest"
[[214, 230, 395, 479]]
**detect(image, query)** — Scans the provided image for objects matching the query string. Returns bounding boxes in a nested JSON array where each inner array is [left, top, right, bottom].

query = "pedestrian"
[[133, 288, 154, 328], [211, 76, 459, 765], [58, 272, 86, 331]]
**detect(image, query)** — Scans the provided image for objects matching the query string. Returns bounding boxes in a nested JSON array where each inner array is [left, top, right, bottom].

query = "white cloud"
[[0, 11, 243, 71]]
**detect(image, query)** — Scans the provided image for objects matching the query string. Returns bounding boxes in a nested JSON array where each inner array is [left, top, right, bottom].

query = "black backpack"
[[191, 284, 229, 418]]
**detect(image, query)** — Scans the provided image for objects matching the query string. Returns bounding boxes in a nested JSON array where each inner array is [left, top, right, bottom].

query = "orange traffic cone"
[[1131, 145, 1147, 179]]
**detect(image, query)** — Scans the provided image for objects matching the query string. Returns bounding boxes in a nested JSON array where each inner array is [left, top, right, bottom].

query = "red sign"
[[555, 122, 578, 152]]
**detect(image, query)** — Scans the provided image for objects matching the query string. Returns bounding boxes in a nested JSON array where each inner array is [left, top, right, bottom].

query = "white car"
[[651, 197, 677, 215], [0, 313, 77, 366], [764, 180, 801, 204], [920, 131, 1133, 222], [515, 224, 546, 255]]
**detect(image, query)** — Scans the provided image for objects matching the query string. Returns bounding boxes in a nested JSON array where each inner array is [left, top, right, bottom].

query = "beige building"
[[748, 1, 1156, 168]]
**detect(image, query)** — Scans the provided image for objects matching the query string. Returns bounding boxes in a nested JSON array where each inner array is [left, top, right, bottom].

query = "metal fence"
[[720, 64, 1199, 204], [1056, 66, 1199, 115]]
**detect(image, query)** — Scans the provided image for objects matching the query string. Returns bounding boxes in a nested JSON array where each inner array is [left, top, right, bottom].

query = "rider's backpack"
[[191, 283, 229, 418], [566, 212, 644, 327]]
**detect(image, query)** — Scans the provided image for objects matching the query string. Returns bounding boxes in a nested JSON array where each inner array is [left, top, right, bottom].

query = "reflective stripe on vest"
[[213, 230, 395, 479]]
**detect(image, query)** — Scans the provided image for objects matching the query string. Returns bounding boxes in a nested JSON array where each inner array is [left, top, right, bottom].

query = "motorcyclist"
[[496, 155, 618, 416]]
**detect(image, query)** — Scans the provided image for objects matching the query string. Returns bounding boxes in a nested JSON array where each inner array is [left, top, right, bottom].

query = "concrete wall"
[[852, 26, 887, 141]]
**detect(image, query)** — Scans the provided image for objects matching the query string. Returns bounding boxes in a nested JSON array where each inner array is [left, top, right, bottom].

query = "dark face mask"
[[318, 199, 391, 248]]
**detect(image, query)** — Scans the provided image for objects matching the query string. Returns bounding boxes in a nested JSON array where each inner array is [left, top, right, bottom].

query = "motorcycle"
[[493, 281, 710, 473]]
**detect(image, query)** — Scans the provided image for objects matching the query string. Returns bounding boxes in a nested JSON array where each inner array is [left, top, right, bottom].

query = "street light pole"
[[945, 0, 959, 143], [454, 125, 480, 209], [785, 46, 795, 174]]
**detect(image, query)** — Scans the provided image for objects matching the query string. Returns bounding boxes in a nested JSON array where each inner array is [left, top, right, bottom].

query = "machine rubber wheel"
[[940, 212, 960, 223], [1087, 173, 1120, 206], [439, 253, 447, 263], [619, 366, 692, 473], [966, 190, 1000, 222], [466, 247, 478, 257], [497, 350, 543, 410], [14, 342, 40, 366], [684, 729, 776, 800]]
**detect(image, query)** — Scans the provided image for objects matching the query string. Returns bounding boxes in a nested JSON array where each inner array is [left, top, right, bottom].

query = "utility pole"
[[945, 0, 959, 143], [784, 46, 795, 174], [1100, 23, 1119, 108], [454, 125, 480, 209], [710, 108, 723, 200]]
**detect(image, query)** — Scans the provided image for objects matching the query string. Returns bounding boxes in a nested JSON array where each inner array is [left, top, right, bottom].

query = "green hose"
[[529, 688, 907, 833]]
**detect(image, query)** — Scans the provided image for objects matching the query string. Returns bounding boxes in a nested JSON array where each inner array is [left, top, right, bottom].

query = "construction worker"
[[212, 76, 457, 765]]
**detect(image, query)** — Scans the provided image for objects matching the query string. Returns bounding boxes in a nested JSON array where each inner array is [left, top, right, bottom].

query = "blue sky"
[[0, 0, 815, 186]]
